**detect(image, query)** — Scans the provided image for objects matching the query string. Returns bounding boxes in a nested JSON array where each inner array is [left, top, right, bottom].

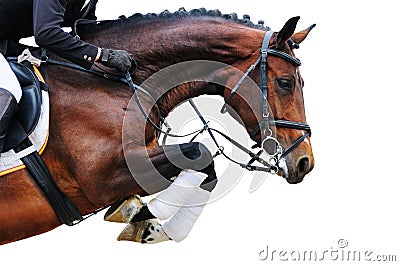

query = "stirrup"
[[104, 195, 143, 223]]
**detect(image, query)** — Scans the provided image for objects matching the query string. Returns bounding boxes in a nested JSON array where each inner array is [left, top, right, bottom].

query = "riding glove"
[[99, 49, 133, 73]]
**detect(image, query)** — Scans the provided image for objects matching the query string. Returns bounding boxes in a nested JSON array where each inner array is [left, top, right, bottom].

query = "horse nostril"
[[297, 157, 310, 176]]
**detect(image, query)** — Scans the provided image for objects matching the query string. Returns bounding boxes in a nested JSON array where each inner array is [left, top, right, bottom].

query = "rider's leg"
[[0, 53, 21, 152]]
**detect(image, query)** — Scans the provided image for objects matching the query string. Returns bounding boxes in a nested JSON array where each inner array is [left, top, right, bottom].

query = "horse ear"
[[276, 16, 300, 48], [291, 24, 316, 45]]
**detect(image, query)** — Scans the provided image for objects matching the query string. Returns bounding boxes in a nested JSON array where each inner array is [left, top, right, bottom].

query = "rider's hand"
[[98, 48, 133, 73]]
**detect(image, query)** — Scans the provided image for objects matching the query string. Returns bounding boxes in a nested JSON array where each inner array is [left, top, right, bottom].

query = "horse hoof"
[[104, 195, 143, 223], [117, 219, 171, 244]]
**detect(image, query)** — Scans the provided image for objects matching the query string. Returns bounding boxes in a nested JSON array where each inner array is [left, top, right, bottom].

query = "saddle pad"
[[0, 67, 49, 177]]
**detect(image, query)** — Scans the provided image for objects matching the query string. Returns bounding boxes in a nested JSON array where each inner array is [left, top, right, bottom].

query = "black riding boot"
[[0, 88, 17, 153]]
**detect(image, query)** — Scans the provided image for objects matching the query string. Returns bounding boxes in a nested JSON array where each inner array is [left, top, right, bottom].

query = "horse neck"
[[84, 17, 265, 115]]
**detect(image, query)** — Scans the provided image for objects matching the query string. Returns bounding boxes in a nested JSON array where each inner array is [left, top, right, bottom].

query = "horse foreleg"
[[117, 175, 213, 244], [108, 142, 217, 243]]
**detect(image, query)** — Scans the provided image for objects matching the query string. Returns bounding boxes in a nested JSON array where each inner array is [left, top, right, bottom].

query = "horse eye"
[[277, 78, 293, 91]]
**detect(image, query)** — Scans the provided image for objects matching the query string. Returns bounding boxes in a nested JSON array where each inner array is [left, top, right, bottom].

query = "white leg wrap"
[[147, 169, 207, 220], [0, 54, 22, 102], [162, 187, 211, 242]]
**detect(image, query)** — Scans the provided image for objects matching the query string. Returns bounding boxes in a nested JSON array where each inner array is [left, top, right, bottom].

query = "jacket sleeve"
[[33, 0, 99, 69]]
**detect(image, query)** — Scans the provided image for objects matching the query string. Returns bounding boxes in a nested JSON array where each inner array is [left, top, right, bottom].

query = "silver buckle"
[[262, 136, 283, 158]]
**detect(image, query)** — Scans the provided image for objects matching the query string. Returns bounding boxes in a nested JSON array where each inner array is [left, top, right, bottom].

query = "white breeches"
[[0, 53, 22, 102]]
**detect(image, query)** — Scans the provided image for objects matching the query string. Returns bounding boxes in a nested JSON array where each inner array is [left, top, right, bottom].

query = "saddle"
[[2, 61, 48, 152], [1, 58, 83, 225]]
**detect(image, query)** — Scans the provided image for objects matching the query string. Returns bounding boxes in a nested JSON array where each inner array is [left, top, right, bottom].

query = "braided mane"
[[81, 7, 270, 33]]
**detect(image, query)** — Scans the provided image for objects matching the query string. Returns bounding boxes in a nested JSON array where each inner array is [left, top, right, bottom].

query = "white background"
[[2, 1, 400, 265]]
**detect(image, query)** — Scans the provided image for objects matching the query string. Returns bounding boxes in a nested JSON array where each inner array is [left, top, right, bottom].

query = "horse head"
[[223, 17, 315, 184]]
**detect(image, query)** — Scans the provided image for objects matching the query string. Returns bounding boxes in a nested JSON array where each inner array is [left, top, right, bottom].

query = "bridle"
[[34, 30, 311, 174], [220, 31, 311, 170]]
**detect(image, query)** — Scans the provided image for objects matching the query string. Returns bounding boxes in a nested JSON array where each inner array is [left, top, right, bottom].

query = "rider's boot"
[[0, 88, 17, 153]]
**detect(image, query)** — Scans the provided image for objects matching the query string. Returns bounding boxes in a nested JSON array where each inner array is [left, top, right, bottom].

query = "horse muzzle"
[[282, 152, 314, 184]]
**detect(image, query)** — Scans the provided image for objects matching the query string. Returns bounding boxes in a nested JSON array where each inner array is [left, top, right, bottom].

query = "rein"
[[125, 72, 277, 171], [125, 31, 311, 172], [40, 57, 278, 172]]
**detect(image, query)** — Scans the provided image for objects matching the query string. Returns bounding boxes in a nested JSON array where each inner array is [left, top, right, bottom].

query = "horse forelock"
[[79, 7, 271, 35]]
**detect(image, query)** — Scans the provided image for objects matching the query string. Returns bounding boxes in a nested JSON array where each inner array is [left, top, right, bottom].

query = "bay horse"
[[0, 9, 315, 245]]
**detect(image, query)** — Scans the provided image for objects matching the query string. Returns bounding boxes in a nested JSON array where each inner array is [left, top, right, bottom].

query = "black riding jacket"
[[0, 0, 98, 69]]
